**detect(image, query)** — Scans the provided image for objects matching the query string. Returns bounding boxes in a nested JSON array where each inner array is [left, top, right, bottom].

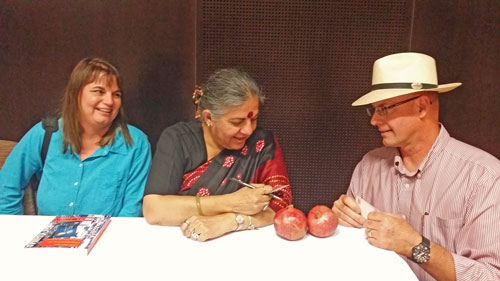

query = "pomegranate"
[[273, 205, 308, 241], [307, 205, 338, 238]]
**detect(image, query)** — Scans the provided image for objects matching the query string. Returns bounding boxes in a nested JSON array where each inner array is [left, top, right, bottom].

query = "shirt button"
[[74, 182, 79, 186], [404, 184, 410, 189], [79, 163, 83, 167], [69, 202, 74, 207]]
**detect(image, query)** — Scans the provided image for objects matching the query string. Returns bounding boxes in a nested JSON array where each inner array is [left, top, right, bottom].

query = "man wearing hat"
[[332, 52, 500, 281]]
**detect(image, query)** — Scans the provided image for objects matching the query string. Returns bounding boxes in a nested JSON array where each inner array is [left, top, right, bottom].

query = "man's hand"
[[332, 194, 365, 228], [364, 211, 421, 257]]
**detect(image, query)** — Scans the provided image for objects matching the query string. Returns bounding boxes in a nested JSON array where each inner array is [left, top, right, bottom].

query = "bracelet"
[[235, 214, 244, 231], [247, 215, 255, 230], [195, 194, 204, 216]]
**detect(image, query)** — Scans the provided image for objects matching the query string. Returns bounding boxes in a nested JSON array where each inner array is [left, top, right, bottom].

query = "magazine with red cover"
[[25, 215, 111, 255]]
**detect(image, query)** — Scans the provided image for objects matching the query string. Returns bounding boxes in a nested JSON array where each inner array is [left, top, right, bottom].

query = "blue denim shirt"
[[0, 120, 151, 216]]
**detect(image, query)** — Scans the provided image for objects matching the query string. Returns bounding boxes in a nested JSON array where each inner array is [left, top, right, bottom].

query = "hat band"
[[371, 82, 437, 91]]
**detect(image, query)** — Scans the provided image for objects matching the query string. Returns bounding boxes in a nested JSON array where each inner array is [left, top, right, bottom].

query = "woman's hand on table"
[[181, 213, 236, 242]]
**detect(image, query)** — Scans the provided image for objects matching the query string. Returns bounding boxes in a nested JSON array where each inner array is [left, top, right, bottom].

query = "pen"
[[229, 178, 283, 200]]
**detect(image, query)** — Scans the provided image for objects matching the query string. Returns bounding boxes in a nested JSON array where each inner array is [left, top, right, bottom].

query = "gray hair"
[[199, 68, 265, 120]]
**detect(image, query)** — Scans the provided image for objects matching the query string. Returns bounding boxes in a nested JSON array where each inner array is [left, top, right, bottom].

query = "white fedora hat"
[[352, 52, 462, 106]]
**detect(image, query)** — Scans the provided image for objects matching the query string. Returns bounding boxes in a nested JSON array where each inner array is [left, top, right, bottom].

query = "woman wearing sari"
[[143, 68, 292, 241]]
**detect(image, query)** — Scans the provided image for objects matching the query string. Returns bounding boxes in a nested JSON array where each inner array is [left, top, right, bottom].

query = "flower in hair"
[[192, 85, 203, 119], [192, 85, 203, 105]]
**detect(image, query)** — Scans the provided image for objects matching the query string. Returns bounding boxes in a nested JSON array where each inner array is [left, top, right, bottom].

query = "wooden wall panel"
[[0, 1, 196, 147], [197, 0, 413, 212], [411, 0, 500, 158], [1, 1, 498, 214]]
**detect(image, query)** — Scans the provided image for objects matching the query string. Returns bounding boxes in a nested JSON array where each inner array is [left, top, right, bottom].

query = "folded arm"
[[143, 184, 273, 226]]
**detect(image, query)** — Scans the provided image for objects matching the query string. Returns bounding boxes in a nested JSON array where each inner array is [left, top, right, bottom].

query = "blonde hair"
[[61, 57, 132, 154]]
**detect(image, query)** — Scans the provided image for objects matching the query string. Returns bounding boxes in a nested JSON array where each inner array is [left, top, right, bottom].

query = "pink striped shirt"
[[348, 125, 500, 281]]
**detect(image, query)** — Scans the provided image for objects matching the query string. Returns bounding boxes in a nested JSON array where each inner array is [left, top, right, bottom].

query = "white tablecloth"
[[0, 215, 417, 281]]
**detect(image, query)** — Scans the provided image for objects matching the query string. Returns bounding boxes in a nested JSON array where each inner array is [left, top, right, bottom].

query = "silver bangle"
[[235, 214, 244, 231]]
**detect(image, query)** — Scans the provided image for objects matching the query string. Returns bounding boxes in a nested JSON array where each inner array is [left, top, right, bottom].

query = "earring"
[[207, 121, 212, 127]]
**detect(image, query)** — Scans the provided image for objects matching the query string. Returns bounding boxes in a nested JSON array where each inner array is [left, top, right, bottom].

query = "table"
[[0, 215, 417, 281]]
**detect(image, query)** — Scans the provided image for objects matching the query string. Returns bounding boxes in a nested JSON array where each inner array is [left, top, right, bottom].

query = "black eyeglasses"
[[366, 95, 421, 117]]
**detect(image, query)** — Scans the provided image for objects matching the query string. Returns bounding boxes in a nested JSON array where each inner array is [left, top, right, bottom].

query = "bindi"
[[247, 111, 254, 118]]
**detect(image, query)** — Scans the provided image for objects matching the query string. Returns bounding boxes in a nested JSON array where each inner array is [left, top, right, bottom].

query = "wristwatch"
[[411, 235, 430, 264], [235, 214, 245, 231]]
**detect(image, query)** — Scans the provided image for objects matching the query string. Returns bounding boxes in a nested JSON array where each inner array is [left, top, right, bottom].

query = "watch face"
[[412, 244, 430, 264]]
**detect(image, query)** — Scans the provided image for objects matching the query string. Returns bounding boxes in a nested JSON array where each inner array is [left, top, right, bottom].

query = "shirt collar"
[[107, 131, 128, 155], [393, 123, 450, 176], [76, 129, 129, 160]]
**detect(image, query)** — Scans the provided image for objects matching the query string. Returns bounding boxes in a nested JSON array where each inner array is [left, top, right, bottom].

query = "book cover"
[[25, 215, 111, 255]]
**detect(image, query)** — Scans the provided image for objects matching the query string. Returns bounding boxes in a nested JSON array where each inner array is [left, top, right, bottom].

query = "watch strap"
[[421, 236, 430, 247], [411, 235, 431, 264]]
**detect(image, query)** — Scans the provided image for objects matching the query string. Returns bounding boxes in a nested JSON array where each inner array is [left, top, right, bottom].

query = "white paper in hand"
[[355, 196, 377, 219]]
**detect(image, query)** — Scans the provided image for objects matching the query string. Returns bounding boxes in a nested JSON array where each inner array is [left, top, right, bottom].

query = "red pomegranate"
[[307, 205, 338, 238], [273, 205, 308, 241]]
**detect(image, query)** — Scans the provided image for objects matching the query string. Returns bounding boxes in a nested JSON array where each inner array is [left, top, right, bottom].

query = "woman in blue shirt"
[[0, 58, 151, 216]]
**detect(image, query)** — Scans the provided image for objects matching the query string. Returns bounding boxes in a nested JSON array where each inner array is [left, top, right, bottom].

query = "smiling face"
[[205, 94, 259, 151], [369, 93, 421, 148], [78, 74, 122, 133]]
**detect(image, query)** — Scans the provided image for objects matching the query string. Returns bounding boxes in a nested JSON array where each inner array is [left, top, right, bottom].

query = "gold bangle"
[[196, 194, 204, 216]]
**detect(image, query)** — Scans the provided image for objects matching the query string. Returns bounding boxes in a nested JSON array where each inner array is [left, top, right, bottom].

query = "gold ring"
[[367, 229, 373, 238]]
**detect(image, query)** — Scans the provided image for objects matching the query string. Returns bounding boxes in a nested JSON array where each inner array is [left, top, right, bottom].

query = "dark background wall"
[[0, 0, 197, 148], [1, 0, 498, 213]]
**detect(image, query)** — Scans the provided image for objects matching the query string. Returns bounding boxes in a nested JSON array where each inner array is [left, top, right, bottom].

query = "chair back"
[[0, 140, 36, 215], [0, 140, 17, 168]]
